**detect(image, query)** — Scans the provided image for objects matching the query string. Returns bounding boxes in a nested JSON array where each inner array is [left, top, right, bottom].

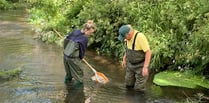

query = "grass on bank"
[[0, 67, 23, 80]]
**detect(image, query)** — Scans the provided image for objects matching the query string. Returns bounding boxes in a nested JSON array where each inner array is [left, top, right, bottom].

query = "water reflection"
[[64, 82, 85, 103], [125, 90, 146, 103]]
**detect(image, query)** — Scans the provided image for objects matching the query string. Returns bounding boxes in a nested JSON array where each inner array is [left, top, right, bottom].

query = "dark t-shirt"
[[66, 30, 88, 59]]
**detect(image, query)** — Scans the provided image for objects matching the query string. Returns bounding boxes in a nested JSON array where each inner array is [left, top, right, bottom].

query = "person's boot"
[[73, 80, 83, 89], [64, 76, 72, 86], [125, 85, 134, 90]]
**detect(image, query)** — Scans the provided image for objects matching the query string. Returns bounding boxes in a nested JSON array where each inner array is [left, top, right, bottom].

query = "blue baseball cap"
[[118, 25, 130, 41]]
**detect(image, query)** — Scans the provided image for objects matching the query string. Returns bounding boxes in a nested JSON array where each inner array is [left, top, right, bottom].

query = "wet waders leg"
[[67, 59, 84, 89], [134, 67, 148, 92], [68, 59, 84, 84], [125, 68, 135, 90], [63, 56, 72, 84]]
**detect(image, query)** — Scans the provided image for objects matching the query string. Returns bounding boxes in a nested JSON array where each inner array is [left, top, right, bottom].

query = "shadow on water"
[[124, 90, 146, 103], [0, 9, 209, 103], [64, 82, 85, 103]]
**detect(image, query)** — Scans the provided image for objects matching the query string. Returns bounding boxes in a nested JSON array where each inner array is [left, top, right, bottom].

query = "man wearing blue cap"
[[118, 24, 152, 92]]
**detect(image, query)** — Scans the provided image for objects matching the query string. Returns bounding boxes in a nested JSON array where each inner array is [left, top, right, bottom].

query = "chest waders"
[[63, 38, 84, 84], [125, 32, 148, 91]]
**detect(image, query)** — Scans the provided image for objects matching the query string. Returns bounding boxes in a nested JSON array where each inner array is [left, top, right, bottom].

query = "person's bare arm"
[[122, 52, 127, 69], [142, 49, 152, 76]]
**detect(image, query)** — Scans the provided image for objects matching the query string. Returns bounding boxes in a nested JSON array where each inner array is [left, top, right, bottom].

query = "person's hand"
[[142, 67, 149, 76], [121, 60, 126, 69]]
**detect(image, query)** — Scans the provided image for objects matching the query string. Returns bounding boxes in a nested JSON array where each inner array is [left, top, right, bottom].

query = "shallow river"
[[0, 9, 208, 103]]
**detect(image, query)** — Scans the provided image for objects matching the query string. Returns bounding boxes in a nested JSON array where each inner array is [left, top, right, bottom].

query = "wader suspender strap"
[[132, 32, 139, 50]]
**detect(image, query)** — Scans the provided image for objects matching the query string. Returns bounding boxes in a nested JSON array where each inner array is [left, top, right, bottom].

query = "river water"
[[0, 9, 208, 103]]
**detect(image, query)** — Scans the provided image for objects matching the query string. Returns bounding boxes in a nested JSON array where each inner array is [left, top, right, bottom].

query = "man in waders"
[[63, 20, 96, 86], [118, 25, 152, 92]]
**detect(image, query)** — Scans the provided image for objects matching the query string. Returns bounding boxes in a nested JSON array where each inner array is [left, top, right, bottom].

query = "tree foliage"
[[0, 0, 14, 9], [27, 0, 209, 77]]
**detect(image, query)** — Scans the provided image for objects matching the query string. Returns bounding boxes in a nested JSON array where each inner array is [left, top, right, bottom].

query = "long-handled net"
[[83, 59, 109, 84]]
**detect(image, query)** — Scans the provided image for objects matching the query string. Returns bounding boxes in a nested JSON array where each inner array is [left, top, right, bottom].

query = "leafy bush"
[[0, 0, 11, 9], [28, 0, 209, 77]]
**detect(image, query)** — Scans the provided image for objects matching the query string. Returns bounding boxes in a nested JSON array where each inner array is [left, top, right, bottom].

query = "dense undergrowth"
[[1, 0, 209, 79]]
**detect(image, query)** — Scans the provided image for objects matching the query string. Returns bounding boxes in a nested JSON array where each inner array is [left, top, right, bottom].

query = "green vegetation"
[[0, 0, 12, 9], [27, 0, 209, 78], [0, 67, 23, 80], [154, 71, 209, 89], [0, 0, 25, 10]]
